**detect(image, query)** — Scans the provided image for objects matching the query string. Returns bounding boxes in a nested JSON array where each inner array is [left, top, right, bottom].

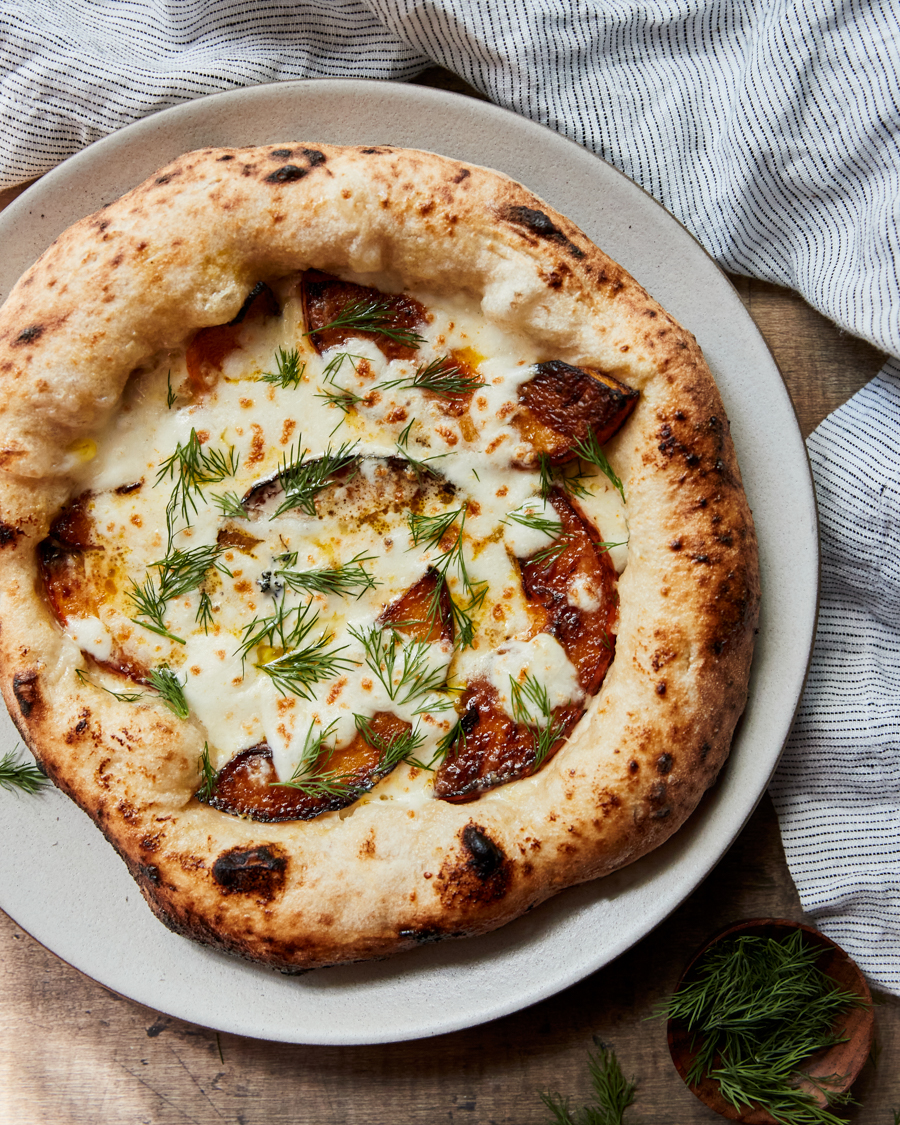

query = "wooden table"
[[0, 72, 897, 1124]]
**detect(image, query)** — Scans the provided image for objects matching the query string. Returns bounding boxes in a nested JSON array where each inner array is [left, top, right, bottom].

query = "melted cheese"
[[67, 278, 629, 793]]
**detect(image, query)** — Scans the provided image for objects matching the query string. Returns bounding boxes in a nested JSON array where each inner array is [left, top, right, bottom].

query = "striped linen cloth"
[[2, 0, 899, 991]]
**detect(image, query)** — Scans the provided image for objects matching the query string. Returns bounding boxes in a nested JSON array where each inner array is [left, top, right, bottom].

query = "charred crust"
[[211, 844, 287, 899], [269, 149, 293, 160], [139, 863, 161, 884], [0, 520, 23, 547], [265, 164, 308, 184], [462, 824, 505, 879], [436, 823, 512, 909], [115, 480, 142, 495], [14, 325, 43, 344], [503, 205, 586, 259], [452, 168, 471, 183], [265, 150, 325, 185], [656, 752, 673, 774], [399, 926, 454, 945], [217, 154, 234, 161], [12, 670, 39, 717]]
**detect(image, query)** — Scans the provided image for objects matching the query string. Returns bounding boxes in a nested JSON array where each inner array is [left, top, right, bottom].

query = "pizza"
[[0, 144, 759, 970]]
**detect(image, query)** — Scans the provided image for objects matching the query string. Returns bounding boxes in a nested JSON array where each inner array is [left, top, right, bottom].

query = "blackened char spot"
[[0, 520, 22, 547], [12, 671, 39, 717], [399, 927, 446, 945], [302, 148, 326, 166], [452, 168, 471, 183], [269, 149, 293, 160], [15, 325, 43, 344], [266, 164, 307, 184], [217, 154, 234, 162], [657, 752, 673, 774], [503, 205, 585, 259], [211, 844, 287, 898], [462, 824, 505, 880], [139, 863, 161, 884]]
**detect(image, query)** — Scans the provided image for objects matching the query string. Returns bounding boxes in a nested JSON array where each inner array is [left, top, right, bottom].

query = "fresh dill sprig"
[[408, 507, 465, 551], [146, 664, 189, 719], [239, 601, 357, 698], [404, 355, 482, 398], [260, 346, 305, 389], [272, 440, 359, 518], [446, 584, 486, 650], [320, 350, 366, 385], [395, 418, 448, 480], [128, 542, 230, 643], [212, 490, 248, 519], [571, 430, 625, 502], [433, 715, 467, 764], [317, 384, 365, 415], [76, 668, 144, 704], [353, 714, 428, 770], [156, 429, 240, 530], [306, 299, 425, 350], [407, 506, 486, 649], [349, 625, 452, 711], [259, 642, 355, 698], [538, 453, 591, 501], [196, 591, 215, 633], [276, 552, 378, 599], [509, 674, 573, 766], [504, 506, 563, 538], [126, 576, 186, 644], [540, 1043, 637, 1125], [166, 371, 177, 409], [0, 748, 48, 794], [196, 742, 217, 802], [271, 720, 363, 799], [660, 929, 868, 1125], [152, 543, 231, 600]]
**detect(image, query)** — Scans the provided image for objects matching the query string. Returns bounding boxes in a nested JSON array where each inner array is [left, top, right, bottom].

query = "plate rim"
[[0, 77, 818, 1045]]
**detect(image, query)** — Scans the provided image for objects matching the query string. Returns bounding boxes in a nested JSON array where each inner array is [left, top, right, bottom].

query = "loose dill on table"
[[660, 928, 869, 1125], [0, 748, 48, 795], [540, 1042, 637, 1125]]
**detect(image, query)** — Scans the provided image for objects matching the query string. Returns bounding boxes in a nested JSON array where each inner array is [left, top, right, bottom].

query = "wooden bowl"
[[667, 919, 874, 1123]]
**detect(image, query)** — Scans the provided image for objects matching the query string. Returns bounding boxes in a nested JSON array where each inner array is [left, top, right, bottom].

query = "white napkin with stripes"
[[2, 0, 899, 992]]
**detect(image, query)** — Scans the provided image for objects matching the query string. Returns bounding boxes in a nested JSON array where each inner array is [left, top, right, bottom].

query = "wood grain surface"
[[1, 70, 897, 1125]]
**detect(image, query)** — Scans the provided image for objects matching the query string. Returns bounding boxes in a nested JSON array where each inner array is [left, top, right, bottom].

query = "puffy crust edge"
[[0, 144, 760, 969]]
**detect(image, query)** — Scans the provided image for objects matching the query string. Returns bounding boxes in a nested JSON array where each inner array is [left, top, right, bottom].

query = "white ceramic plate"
[[0, 79, 817, 1045]]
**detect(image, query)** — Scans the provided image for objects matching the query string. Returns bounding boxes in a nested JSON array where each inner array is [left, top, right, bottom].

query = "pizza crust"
[[0, 145, 759, 968]]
